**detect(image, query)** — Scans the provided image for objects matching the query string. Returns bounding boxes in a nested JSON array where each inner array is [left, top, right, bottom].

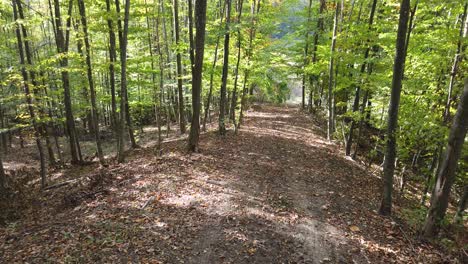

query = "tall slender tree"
[[327, 1, 340, 141], [12, 0, 47, 187], [173, 0, 187, 134], [52, 0, 82, 164], [422, 78, 468, 238], [188, 0, 208, 152], [379, 0, 411, 216], [117, 0, 131, 163], [218, 0, 232, 135], [345, 0, 378, 156], [77, 0, 105, 165], [230, 0, 244, 124], [106, 0, 118, 129]]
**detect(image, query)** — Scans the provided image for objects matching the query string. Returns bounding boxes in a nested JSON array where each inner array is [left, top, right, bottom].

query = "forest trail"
[[0, 106, 445, 263]]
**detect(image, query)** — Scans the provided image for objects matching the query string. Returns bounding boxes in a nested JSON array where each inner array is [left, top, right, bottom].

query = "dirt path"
[[0, 106, 452, 263]]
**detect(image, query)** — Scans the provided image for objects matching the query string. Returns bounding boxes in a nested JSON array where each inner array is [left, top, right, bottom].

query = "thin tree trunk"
[[345, 0, 377, 156], [106, 0, 118, 130], [187, 0, 195, 73], [230, 0, 244, 124], [302, 0, 313, 110], [117, 0, 131, 163], [327, 1, 340, 141], [0, 149, 5, 192], [52, 0, 82, 164], [238, 0, 261, 127], [188, 0, 208, 152], [219, 0, 232, 135], [173, 0, 187, 134], [444, 4, 468, 123], [13, 0, 47, 188], [454, 185, 467, 224], [77, 0, 105, 165], [202, 3, 225, 131], [378, 0, 411, 216], [421, 146, 441, 205], [422, 78, 468, 238], [312, 0, 325, 108]]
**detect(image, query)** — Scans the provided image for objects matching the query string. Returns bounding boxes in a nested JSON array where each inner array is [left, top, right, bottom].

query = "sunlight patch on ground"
[[242, 125, 332, 148], [247, 112, 293, 119]]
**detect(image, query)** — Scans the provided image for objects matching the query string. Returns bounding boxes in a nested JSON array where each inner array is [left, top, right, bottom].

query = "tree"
[[77, 0, 105, 166], [188, 0, 208, 152], [345, 0, 378, 156], [106, 0, 118, 129], [422, 78, 468, 238], [173, 0, 187, 134], [202, 2, 225, 132], [302, 0, 313, 110], [117, 0, 131, 163], [327, 1, 340, 141], [12, 0, 47, 187], [229, 0, 244, 124], [219, 0, 232, 135], [379, 0, 411, 216], [52, 0, 82, 164]]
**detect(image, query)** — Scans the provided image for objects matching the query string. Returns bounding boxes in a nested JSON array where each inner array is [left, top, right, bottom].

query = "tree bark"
[[422, 78, 468, 238], [13, 0, 47, 187], [202, 3, 225, 132], [117, 0, 131, 163], [187, 0, 195, 73], [52, 0, 81, 164], [454, 185, 467, 224], [302, 0, 313, 110], [444, 4, 467, 123], [173, 0, 187, 134], [188, 0, 208, 152], [77, 0, 106, 165], [0, 151, 5, 192], [230, 0, 244, 124], [378, 0, 411, 216], [345, 0, 377, 156], [106, 0, 118, 130], [238, 0, 261, 127], [327, 1, 340, 141], [312, 0, 325, 108], [219, 0, 232, 135]]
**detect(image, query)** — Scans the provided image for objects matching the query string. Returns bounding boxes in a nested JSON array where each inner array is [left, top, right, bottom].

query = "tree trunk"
[[202, 3, 225, 131], [378, 0, 411, 216], [188, 0, 208, 152], [454, 185, 467, 224], [77, 0, 105, 165], [302, 0, 313, 110], [13, 0, 47, 188], [173, 0, 187, 134], [219, 0, 232, 135], [187, 0, 195, 73], [422, 78, 468, 238], [52, 0, 81, 165], [327, 1, 340, 141], [345, 0, 377, 156], [312, 0, 325, 108], [117, 0, 131, 163], [106, 0, 118, 130], [0, 151, 5, 192], [443, 4, 468, 123], [238, 0, 261, 128], [230, 0, 244, 124]]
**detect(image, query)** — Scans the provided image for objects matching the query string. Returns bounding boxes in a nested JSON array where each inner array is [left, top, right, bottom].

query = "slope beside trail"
[[0, 105, 451, 263]]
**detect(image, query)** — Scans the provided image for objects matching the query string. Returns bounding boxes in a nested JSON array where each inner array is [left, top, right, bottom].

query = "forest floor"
[[0, 105, 464, 263]]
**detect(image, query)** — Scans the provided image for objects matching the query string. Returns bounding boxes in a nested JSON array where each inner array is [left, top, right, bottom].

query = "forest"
[[0, 0, 467, 262]]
